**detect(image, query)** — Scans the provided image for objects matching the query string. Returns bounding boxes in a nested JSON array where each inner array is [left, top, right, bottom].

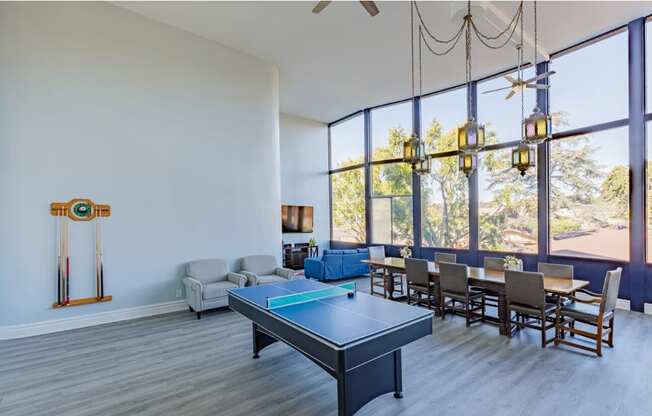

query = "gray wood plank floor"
[[2, 277, 652, 416]]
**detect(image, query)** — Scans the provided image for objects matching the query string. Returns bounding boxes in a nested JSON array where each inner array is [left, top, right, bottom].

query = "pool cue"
[[64, 215, 70, 304], [56, 209, 62, 305]]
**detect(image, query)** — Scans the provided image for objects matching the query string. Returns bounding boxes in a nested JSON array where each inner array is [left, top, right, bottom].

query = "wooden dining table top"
[[362, 257, 589, 295]]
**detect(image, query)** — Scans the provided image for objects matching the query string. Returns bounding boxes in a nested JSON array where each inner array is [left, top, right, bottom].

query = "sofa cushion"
[[203, 281, 237, 300], [242, 255, 277, 275], [256, 274, 287, 285], [323, 249, 342, 255], [357, 248, 369, 254], [187, 259, 228, 284], [341, 249, 357, 254]]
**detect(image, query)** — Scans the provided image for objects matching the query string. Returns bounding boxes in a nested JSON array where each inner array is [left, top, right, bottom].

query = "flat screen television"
[[282, 205, 314, 233]]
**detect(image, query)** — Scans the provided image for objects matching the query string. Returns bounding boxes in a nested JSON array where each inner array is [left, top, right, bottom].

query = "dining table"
[[361, 257, 590, 336]]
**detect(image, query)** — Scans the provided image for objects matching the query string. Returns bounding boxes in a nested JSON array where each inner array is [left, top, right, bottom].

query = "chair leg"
[[607, 317, 614, 347], [541, 314, 547, 348], [465, 297, 470, 328], [197, 311, 202, 320], [596, 320, 603, 357]]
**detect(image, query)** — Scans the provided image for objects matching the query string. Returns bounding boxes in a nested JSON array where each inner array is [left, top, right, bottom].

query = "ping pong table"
[[228, 279, 432, 416]]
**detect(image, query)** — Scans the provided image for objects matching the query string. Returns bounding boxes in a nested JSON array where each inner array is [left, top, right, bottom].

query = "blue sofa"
[[304, 248, 370, 281]]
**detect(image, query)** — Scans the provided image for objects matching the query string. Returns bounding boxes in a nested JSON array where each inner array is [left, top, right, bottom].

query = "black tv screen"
[[282, 205, 314, 233]]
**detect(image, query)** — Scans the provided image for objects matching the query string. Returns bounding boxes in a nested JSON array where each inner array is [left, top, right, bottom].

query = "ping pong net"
[[266, 282, 357, 310]]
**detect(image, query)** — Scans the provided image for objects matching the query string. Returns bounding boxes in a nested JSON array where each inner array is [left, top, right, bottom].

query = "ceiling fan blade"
[[504, 75, 517, 84], [526, 84, 550, 89], [482, 86, 513, 94], [523, 71, 557, 84], [312, 1, 331, 14], [505, 90, 516, 100], [359, 1, 379, 16]]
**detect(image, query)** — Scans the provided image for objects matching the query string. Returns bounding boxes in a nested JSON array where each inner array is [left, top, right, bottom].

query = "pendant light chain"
[[465, 0, 472, 117], [520, 0, 524, 137], [410, 0, 415, 102]]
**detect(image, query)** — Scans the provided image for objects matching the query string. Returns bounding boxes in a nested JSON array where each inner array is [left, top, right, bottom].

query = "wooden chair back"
[[368, 246, 386, 261], [601, 267, 623, 314], [439, 262, 468, 295], [537, 262, 573, 279], [405, 258, 429, 287], [435, 252, 457, 264], [483, 256, 505, 271], [505, 270, 546, 309]]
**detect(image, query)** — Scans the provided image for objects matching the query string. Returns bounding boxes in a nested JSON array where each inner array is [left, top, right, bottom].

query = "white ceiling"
[[118, 1, 652, 123]]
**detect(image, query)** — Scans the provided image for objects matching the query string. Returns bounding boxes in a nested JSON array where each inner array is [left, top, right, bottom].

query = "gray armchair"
[[183, 258, 247, 319], [241, 255, 298, 286]]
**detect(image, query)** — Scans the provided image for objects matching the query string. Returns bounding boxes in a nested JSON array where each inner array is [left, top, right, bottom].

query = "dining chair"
[[368, 246, 403, 298], [405, 258, 435, 309], [554, 267, 622, 357], [438, 262, 485, 327], [538, 262, 574, 306], [504, 270, 557, 348], [481, 256, 505, 309], [434, 252, 457, 264]]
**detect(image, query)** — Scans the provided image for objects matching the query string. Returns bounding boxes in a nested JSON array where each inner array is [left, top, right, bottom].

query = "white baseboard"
[[0, 300, 187, 340], [616, 298, 630, 311], [645, 303, 652, 315]]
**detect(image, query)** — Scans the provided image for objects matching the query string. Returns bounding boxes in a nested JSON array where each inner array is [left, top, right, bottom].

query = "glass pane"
[[421, 156, 469, 248], [478, 66, 536, 144], [330, 168, 366, 243], [371, 101, 412, 161], [371, 163, 412, 197], [648, 19, 652, 114], [479, 148, 538, 253], [330, 114, 364, 169], [550, 127, 629, 260], [392, 196, 413, 246], [550, 30, 628, 132], [648, 122, 652, 261], [371, 198, 391, 244], [420, 87, 467, 153]]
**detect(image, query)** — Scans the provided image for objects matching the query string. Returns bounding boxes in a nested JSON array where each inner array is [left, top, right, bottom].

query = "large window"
[[421, 156, 469, 248], [549, 128, 629, 260], [550, 30, 628, 132], [647, 122, 652, 262], [420, 87, 467, 153], [371, 163, 413, 245], [371, 101, 412, 161], [479, 148, 538, 253], [330, 114, 364, 169], [331, 168, 365, 243], [478, 66, 536, 143]]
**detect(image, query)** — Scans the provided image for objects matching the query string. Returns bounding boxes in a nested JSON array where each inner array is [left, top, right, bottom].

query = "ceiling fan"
[[482, 71, 556, 100], [312, 1, 380, 17]]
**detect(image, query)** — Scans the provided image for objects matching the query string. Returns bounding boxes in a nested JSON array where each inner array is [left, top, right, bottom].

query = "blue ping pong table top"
[[229, 279, 432, 347]]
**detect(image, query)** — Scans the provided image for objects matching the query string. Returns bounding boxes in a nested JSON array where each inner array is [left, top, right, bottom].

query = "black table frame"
[[228, 293, 432, 416]]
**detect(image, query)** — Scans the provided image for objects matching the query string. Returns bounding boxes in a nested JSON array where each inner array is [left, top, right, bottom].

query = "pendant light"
[[457, 1, 485, 157], [402, 3, 428, 173], [511, 10, 535, 176], [523, 0, 551, 145], [459, 152, 477, 178]]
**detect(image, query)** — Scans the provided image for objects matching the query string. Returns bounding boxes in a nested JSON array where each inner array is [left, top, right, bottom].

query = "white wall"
[[0, 2, 281, 327], [279, 113, 330, 252]]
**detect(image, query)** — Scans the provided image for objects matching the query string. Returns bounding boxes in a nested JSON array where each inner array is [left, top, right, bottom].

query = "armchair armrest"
[[227, 272, 247, 287], [566, 294, 602, 304], [275, 267, 295, 280], [241, 270, 258, 286], [183, 277, 203, 311], [578, 288, 603, 298]]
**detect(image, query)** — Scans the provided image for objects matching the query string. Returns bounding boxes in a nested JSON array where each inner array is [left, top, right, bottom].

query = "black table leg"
[[252, 323, 277, 359], [337, 349, 403, 416]]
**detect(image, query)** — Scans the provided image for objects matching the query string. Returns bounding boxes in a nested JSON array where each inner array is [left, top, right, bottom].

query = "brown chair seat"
[[442, 289, 484, 302], [559, 302, 613, 323], [510, 302, 556, 317]]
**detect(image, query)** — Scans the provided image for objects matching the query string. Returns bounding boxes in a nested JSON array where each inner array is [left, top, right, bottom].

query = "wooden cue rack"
[[51, 198, 112, 308]]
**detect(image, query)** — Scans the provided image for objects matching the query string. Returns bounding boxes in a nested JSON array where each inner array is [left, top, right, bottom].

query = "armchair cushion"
[[559, 302, 613, 323], [256, 274, 288, 285], [203, 281, 238, 300], [241, 255, 278, 275], [186, 258, 228, 284]]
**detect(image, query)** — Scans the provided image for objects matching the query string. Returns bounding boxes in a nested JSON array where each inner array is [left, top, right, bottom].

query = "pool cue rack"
[[51, 198, 112, 309]]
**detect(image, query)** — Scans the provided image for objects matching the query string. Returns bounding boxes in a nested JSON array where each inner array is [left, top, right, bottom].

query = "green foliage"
[[601, 165, 629, 217]]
